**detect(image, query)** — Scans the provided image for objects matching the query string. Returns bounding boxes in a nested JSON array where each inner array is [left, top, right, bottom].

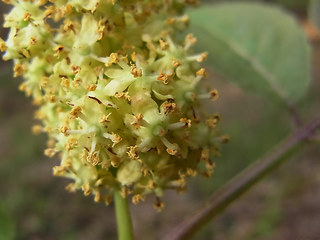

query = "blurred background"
[[0, 0, 319, 239]]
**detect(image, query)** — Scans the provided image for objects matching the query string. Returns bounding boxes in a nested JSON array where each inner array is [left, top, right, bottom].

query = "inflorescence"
[[1, 0, 227, 210]]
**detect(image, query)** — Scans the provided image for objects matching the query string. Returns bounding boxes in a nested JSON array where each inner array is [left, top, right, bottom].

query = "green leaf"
[[309, 0, 320, 31], [0, 202, 15, 240], [188, 3, 311, 103]]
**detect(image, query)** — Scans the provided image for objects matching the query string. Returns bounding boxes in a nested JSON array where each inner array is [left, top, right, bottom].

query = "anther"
[[44, 148, 56, 157], [132, 194, 145, 205], [127, 145, 139, 160], [100, 113, 112, 124], [32, 125, 43, 135], [153, 197, 164, 211], [157, 72, 169, 84], [103, 132, 122, 146], [130, 65, 142, 78]]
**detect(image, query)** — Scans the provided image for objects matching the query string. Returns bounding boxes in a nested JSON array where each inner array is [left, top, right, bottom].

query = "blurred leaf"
[[309, 0, 320, 30], [0, 202, 15, 240], [189, 3, 311, 103]]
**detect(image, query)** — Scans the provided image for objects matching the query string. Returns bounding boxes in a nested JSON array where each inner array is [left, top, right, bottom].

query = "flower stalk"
[[114, 190, 134, 240]]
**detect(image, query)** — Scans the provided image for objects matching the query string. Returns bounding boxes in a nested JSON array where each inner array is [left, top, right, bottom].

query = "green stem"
[[163, 113, 320, 240], [114, 190, 134, 240]]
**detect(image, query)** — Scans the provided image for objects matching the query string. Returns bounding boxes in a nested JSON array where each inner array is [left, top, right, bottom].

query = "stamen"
[[127, 145, 139, 160], [65, 183, 76, 193], [69, 106, 91, 123], [105, 195, 113, 206], [103, 132, 122, 146], [94, 192, 102, 202], [44, 148, 56, 157], [81, 184, 92, 196], [132, 194, 145, 205], [157, 72, 168, 84], [69, 106, 82, 119], [187, 52, 208, 62], [120, 186, 132, 198], [100, 113, 112, 124], [130, 113, 144, 129], [168, 122, 185, 130], [114, 91, 131, 101], [130, 65, 142, 78], [205, 113, 221, 128], [160, 39, 169, 50], [86, 84, 97, 91], [32, 125, 43, 135], [153, 197, 164, 211], [220, 135, 230, 144], [0, 38, 7, 52], [184, 33, 197, 50], [196, 68, 208, 77], [172, 60, 181, 68], [200, 148, 210, 162], [161, 137, 179, 155], [162, 102, 176, 115], [53, 166, 66, 176], [198, 89, 219, 101]]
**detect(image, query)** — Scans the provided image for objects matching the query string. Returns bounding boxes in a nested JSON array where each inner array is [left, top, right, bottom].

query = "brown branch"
[[163, 114, 320, 240]]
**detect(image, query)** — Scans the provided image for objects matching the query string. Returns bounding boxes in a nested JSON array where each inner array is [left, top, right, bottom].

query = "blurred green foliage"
[[189, 2, 311, 103], [0, 201, 15, 240], [202, 0, 309, 13], [309, 0, 320, 30]]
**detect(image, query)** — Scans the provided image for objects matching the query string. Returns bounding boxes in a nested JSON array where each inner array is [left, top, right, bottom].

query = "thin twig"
[[163, 114, 320, 240]]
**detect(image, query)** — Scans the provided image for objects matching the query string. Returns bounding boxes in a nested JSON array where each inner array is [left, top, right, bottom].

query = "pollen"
[[69, 106, 82, 119], [180, 118, 192, 128], [131, 113, 144, 129], [153, 198, 164, 211], [44, 148, 56, 158], [130, 65, 142, 78], [86, 84, 97, 91], [185, 33, 197, 46], [163, 102, 176, 115], [132, 194, 145, 205], [160, 39, 169, 50], [54, 45, 64, 54], [157, 72, 169, 84], [60, 126, 70, 136], [13, 63, 27, 77], [209, 89, 219, 101], [23, 12, 31, 22], [127, 145, 139, 160], [106, 52, 119, 67], [53, 166, 66, 176], [29, 37, 37, 45], [32, 125, 43, 135], [196, 68, 208, 77], [100, 113, 112, 124], [0, 38, 7, 52]]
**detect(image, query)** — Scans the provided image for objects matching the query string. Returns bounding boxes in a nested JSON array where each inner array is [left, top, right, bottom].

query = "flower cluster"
[[1, 0, 227, 209]]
